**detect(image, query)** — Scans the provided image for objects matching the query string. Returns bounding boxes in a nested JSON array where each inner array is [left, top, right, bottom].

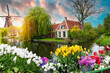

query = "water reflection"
[[0, 38, 104, 59]]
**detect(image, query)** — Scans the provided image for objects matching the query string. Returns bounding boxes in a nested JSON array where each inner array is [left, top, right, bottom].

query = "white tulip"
[[44, 69, 47, 71], [27, 58, 31, 64], [13, 56, 17, 63]]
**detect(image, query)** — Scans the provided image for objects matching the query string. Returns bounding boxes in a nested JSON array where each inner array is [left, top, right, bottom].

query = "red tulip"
[[97, 60, 101, 64], [89, 56, 101, 65], [94, 52, 98, 56], [99, 50, 101, 53], [104, 45, 110, 51], [99, 50, 105, 54]]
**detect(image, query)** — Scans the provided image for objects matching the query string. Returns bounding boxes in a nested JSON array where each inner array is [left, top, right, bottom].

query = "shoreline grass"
[[37, 38, 66, 42]]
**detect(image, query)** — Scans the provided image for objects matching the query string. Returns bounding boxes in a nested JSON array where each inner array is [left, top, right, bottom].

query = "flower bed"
[[1, 44, 110, 73]]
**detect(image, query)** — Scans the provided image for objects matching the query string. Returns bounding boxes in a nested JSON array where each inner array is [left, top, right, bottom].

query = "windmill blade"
[[7, 5, 10, 16], [10, 16, 21, 17], [0, 16, 7, 17]]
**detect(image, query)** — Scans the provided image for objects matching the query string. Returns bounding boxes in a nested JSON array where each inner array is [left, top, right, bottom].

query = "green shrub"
[[96, 36, 110, 46]]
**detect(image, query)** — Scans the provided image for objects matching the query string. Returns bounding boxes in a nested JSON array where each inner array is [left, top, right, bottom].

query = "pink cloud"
[[39, 0, 49, 9], [56, 1, 78, 21]]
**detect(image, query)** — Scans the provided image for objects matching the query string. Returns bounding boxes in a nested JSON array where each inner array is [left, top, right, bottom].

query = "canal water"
[[0, 38, 104, 59]]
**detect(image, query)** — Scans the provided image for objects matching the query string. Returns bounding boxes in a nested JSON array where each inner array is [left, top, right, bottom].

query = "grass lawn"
[[96, 35, 110, 46], [37, 38, 66, 42]]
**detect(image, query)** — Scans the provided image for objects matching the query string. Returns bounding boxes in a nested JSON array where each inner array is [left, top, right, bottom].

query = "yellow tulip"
[[81, 48, 83, 51], [72, 52, 74, 55], [77, 56, 80, 59], [84, 48, 86, 51], [55, 51, 59, 56], [83, 51, 85, 53], [50, 51, 53, 54], [63, 54, 66, 58], [88, 49, 90, 53]]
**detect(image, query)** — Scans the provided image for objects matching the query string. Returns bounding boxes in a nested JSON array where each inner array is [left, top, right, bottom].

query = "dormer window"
[[61, 25, 64, 29]]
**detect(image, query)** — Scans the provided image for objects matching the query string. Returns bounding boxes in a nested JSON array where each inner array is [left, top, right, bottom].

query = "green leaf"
[[13, 67, 19, 73], [7, 69, 14, 73]]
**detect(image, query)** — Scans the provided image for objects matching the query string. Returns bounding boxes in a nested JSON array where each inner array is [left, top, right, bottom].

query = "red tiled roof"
[[52, 24, 60, 31], [52, 20, 82, 31], [66, 20, 81, 29]]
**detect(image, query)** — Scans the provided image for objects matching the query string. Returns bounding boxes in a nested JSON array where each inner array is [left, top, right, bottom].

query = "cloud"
[[55, 1, 78, 21], [0, 0, 36, 15], [39, 0, 58, 23], [39, 0, 78, 23]]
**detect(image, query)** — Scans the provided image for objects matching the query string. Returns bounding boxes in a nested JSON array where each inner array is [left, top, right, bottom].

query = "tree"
[[84, 22, 92, 31], [0, 28, 9, 37], [69, 0, 102, 30], [22, 6, 52, 41], [97, 24, 105, 34], [104, 14, 110, 31]]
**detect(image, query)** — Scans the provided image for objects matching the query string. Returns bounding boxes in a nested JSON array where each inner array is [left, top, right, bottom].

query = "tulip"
[[99, 50, 105, 55], [93, 52, 98, 56], [86, 52, 88, 56], [104, 45, 110, 51]]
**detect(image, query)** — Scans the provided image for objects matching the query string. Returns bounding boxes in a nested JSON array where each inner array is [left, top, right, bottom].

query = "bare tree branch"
[[69, 0, 103, 30]]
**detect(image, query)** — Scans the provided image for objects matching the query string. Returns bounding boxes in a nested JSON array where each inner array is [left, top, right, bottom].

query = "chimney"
[[64, 17, 67, 21]]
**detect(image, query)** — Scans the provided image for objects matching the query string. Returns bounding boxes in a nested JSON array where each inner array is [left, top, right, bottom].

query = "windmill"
[[0, 5, 21, 27]]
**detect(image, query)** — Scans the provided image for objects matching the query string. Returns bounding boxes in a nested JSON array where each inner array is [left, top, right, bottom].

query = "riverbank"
[[96, 35, 110, 46], [36, 38, 67, 43]]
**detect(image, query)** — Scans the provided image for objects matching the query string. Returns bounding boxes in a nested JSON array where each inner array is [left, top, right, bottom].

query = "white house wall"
[[57, 29, 68, 38]]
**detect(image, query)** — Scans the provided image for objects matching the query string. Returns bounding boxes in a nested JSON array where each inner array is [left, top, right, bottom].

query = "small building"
[[51, 17, 82, 38]]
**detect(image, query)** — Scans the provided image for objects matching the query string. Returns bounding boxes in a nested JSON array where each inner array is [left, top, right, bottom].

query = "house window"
[[63, 31, 65, 37], [52, 28, 54, 31], [61, 25, 64, 29], [59, 32, 61, 37]]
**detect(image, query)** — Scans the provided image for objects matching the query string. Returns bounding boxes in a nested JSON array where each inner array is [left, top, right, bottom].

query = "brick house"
[[51, 17, 82, 38]]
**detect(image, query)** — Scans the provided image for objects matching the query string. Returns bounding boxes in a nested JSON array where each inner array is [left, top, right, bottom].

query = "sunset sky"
[[0, 0, 110, 27]]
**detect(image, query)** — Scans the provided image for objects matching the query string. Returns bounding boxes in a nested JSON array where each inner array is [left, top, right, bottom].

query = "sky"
[[0, 0, 110, 28]]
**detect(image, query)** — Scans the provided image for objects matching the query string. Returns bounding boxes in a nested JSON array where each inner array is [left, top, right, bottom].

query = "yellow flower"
[[84, 48, 86, 51], [77, 56, 80, 59], [72, 52, 74, 55], [83, 51, 85, 53], [55, 51, 59, 56], [88, 49, 90, 53], [63, 54, 66, 58], [81, 48, 83, 51], [50, 51, 53, 54]]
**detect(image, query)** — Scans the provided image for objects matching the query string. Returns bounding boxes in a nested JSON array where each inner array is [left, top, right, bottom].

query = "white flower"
[[4, 51, 6, 54], [44, 69, 47, 71], [13, 56, 17, 63], [50, 63, 53, 66], [57, 63, 61, 67], [27, 58, 31, 64], [1, 65, 3, 68], [53, 68, 56, 71]]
